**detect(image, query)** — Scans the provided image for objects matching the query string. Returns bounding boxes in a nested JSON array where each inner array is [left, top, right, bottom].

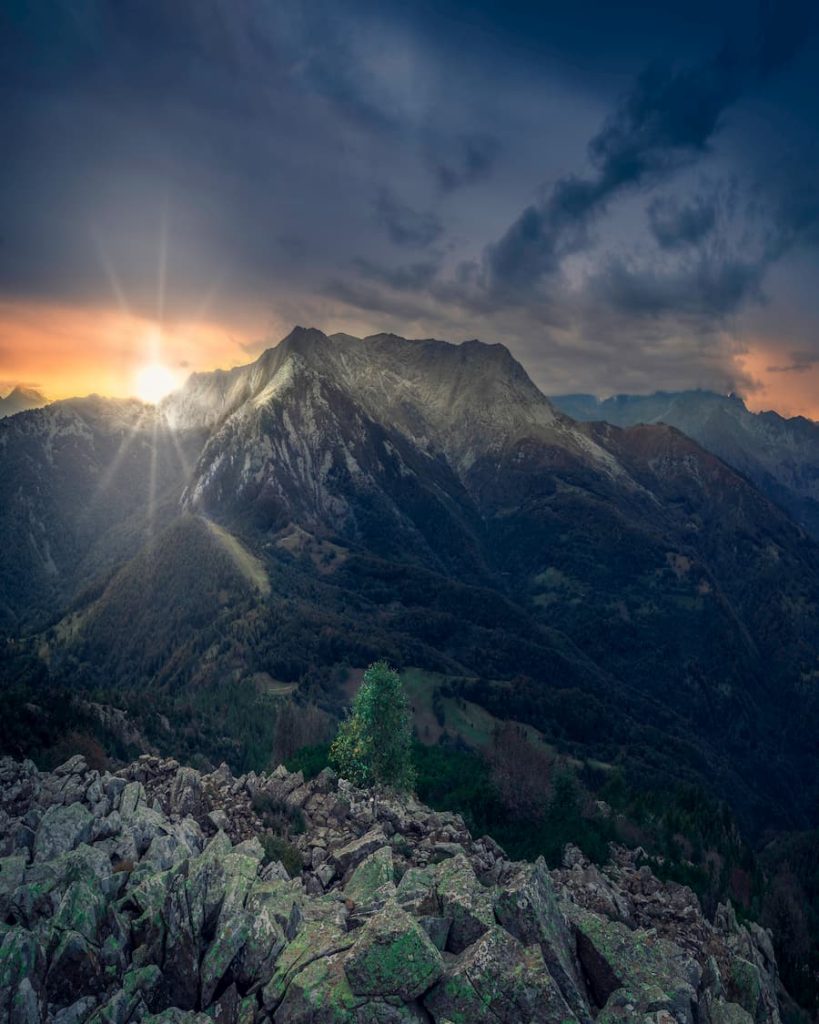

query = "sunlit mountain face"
[[3, 2, 819, 1018]]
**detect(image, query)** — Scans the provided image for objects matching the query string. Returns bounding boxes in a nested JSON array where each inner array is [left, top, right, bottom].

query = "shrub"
[[251, 791, 305, 835], [260, 833, 303, 877], [329, 661, 415, 792]]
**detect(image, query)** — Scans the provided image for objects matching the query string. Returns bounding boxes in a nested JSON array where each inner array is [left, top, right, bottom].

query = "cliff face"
[[0, 755, 781, 1024]]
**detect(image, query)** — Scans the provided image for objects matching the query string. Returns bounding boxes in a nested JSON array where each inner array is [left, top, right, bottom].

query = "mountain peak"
[[0, 385, 48, 418]]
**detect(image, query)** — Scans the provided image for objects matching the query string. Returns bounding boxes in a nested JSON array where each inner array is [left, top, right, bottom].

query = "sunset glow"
[[134, 362, 179, 404], [0, 301, 249, 402]]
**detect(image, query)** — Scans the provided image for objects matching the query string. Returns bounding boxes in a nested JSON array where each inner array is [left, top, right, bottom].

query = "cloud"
[[375, 190, 443, 248], [586, 252, 765, 320], [351, 257, 441, 290], [766, 350, 819, 373], [647, 195, 718, 249], [483, 7, 809, 300], [433, 133, 500, 191]]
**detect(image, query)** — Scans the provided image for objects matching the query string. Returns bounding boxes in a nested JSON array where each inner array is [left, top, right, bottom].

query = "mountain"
[[0, 396, 206, 631], [0, 752, 784, 1024], [551, 390, 819, 539], [0, 385, 48, 418], [2, 329, 819, 834]]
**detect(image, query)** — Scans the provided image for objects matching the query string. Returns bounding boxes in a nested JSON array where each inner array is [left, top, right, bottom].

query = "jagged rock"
[[46, 930, 105, 1004], [157, 871, 199, 1009], [434, 853, 494, 953], [344, 901, 443, 999], [343, 847, 395, 909], [709, 1001, 756, 1024], [0, 927, 45, 1024], [494, 857, 589, 1021], [33, 804, 93, 862], [331, 829, 389, 877], [568, 904, 701, 1022], [52, 996, 97, 1024], [52, 880, 106, 942], [87, 965, 162, 1024], [0, 856, 26, 897], [143, 1012, 211, 1024], [424, 925, 578, 1024], [200, 911, 251, 1005], [262, 919, 356, 1011], [395, 866, 438, 917], [416, 916, 450, 951], [272, 952, 417, 1024], [0, 756, 788, 1024], [169, 768, 205, 818]]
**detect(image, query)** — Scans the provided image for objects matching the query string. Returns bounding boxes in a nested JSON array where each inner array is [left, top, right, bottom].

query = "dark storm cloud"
[[375, 191, 443, 248], [647, 195, 718, 249], [767, 351, 819, 374], [433, 134, 500, 192], [2, 0, 819, 401], [483, 3, 811, 299], [586, 252, 765, 320], [351, 258, 441, 291]]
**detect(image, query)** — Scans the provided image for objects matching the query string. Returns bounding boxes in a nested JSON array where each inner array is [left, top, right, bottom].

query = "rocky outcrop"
[[0, 755, 782, 1023]]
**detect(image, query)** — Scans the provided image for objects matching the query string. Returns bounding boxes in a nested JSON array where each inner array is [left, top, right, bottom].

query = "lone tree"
[[329, 661, 415, 792]]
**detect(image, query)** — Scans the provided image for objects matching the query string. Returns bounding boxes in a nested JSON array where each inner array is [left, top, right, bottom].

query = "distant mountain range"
[[0, 385, 47, 418], [2, 328, 819, 832], [551, 390, 819, 539]]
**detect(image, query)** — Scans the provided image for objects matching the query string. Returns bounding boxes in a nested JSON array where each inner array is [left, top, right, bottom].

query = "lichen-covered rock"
[[344, 902, 442, 999], [395, 867, 437, 917], [0, 755, 788, 1024], [0, 927, 45, 1024], [262, 919, 356, 1012], [434, 854, 494, 953], [331, 829, 390, 878], [87, 965, 162, 1024], [343, 847, 395, 909], [494, 858, 589, 1021], [272, 952, 422, 1024], [424, 925, 579, 1024], [568, 904, 701, 1023], [33, 804, 92, 862]]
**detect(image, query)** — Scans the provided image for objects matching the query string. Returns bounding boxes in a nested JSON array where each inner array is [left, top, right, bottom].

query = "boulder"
[[330, 829, 389, 877], [33, 804, 92, 862], [434, 854, 494, 953], [568, 905, 701, 1023], [0, 927, 45, 1024], [344, 902, 443, 999], [494, 858, 589, 1021], [343, 847, 395, 908], [424, 925, 578, 1024]]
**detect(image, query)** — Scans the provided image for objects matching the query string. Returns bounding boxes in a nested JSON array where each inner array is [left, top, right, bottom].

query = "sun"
[[134, 362, 178, 404]]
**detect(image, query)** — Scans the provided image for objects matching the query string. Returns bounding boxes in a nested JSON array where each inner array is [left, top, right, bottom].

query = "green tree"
[[329, 661, 415, 792]]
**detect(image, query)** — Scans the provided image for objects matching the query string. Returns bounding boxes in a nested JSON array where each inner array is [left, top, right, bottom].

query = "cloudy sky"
[[2, 0, 819, 414]]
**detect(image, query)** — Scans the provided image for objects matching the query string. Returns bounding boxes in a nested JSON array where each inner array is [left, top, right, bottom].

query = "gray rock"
[[344, 902, 443, 999], [424, 925, 578, 1024], [33, 804, 93, 863]]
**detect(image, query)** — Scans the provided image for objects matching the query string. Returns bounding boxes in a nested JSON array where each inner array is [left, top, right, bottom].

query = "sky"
[[2, 0, 819, 416]]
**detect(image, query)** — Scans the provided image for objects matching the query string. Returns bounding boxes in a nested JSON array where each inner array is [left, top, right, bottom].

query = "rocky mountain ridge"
[[550, 390, 819, 539], [0, 388, 48, 420], [0, 754, 782, 1024]]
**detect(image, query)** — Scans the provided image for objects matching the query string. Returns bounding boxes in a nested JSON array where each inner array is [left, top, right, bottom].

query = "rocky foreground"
[[0, 756, 782, 1024]]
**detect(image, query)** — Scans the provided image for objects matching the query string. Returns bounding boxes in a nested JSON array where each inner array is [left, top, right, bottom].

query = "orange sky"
[[0, 300, 251, 401], [1, 299, 817, 420], [737, 346, 819, 421]]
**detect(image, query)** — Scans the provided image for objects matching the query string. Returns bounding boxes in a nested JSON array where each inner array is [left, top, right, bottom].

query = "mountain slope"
[[2, 328, 819, 831], [0, 396, 205, 631], [551, 390, 819, 538]]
